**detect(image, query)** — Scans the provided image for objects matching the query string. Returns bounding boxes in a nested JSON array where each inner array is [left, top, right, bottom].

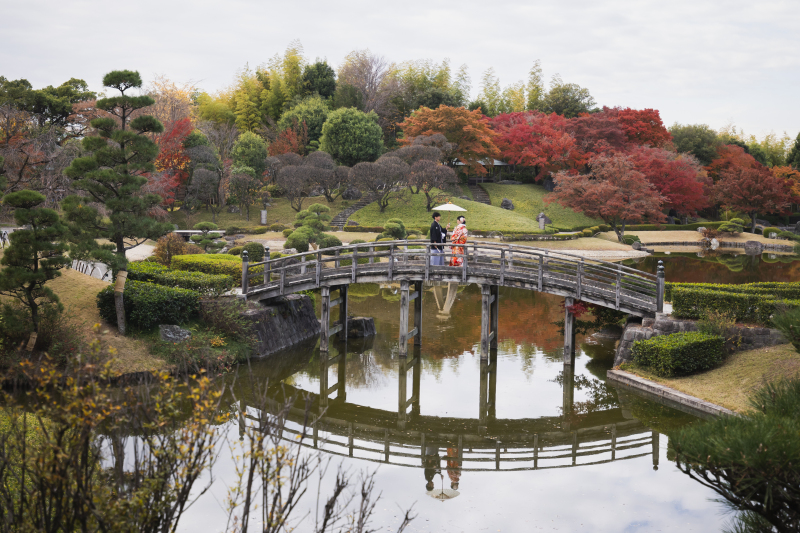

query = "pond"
[[625, 250, 800, 283], [175, 281, 736, 532]]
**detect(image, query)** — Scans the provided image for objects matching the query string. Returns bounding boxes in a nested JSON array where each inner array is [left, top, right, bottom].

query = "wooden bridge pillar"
[[320, 286, 347, 353], [563, 297, 576, 365], [397, 348, 421, 430], [480, 285, 499, 360], [652, 431, 660, 470], [398, 280, 421, 356], [562, 364, 575, 431], [320, 286, 331, 353], [478, 354, 497, 434]]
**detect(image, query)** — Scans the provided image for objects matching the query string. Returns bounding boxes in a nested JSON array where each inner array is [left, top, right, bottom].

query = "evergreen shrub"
[[242, 242, 265, 262], [97, 280, 200, 330], [632, 332, 725, 377], [171, 254, 262, 285], [127, 262, 233, 296]]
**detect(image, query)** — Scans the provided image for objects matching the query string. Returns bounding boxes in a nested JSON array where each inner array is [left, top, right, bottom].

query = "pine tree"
[[0, 190, 69, 336], [63, 70, 172, 270]]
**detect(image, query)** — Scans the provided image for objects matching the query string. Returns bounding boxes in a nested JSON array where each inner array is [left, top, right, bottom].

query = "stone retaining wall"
[[241, 294, 320, 358], [614, 313, 786, 367]]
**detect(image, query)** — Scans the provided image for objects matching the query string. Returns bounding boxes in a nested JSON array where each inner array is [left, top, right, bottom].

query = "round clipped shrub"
[[762, 226, 781, 239], [97, 281, 200, 330], [226, 226, 241, 235], [282, 228, 293, 238], [581, 229, 593, 237], [622, 234, 641, 245], [319, 233, 343, 253], [632, 332, 724, 377], [269, 223, 286, 232], [266, 184, 284, 197], [242, 242, 265, 262], [228, 246, 243, 256]]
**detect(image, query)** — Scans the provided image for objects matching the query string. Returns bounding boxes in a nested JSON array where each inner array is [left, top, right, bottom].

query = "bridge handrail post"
[[499, 250, 505, 284], [351, 245, 358, 283], [263, 246, 270, 285], [462, 242, 468, 282], [335, 249, 340, 269], [300, 254, 306, 275], [369, 244, 374, 264], [242, 250, 249, 295], [316, 251, 321, 286], [388, 244, 394, 281], [424, 243, 430, 281], [656, 260, 665, 313]]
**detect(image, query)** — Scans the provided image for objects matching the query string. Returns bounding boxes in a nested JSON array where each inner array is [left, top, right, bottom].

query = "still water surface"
[[174, 254, 784, 532]]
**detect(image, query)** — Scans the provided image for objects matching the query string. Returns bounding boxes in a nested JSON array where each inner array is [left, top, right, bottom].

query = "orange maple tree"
[[268, 120, 308, 156], [772, 166, 800, 199], [714, 166, 793, 232], [398, 105, 499, 175], [705, 144, 761, 182], [609, 107, 672, 148]]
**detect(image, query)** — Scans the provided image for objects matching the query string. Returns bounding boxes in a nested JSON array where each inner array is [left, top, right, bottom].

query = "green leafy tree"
[[231, 131, 269, 178], [284, 203, 333, 252], [278, 96, 330, 144], [228, 166, 262, 222], [301, 61, 336, 98], [669, 123, 720, 166], [332, 84, 364, 110], [787, 132, 800, 170], [190, 221, 224, 253], [63, 70, 172, 269], [0, 190, 69, 336], [542, 76, 597, 118], [320, 108, 384, 166]]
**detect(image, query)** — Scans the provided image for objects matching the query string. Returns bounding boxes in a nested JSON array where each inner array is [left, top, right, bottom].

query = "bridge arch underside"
[[246, 268, 656, 318]]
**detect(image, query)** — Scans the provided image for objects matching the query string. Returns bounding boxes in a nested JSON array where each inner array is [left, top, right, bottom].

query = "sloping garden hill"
[[481, 183, 602, 230]]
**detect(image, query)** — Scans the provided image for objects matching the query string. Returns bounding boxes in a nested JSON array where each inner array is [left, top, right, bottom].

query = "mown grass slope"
[[349, 191, 543, 232], [481, 183, 601, 230]]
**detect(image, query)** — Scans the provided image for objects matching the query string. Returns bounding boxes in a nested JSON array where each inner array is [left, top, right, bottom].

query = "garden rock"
[[696, 227, 706, 232], [341, 187, 362, 200], [309, 187, 324, 197], [227, 205, 240, 213], [347, 317, 376, 338], [536, 212, 553, 225], [744, 240, 764, 255], [500, 198, 514, 210], [159, 325, 191, 343], [632, 241, 642, 250], [794, 221, 800, 234]]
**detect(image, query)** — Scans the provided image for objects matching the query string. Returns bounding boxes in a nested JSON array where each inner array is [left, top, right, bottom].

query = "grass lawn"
[[481, 183, 602, 230], [622, 343, 800, 413], [349, 190, 544, 233], [168, 197, 350, 230], [47, 269, 171, 375]]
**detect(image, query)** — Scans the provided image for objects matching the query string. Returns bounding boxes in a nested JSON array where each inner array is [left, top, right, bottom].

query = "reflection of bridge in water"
[[237, 342, 660, 475], [239, 241, 666, 362]]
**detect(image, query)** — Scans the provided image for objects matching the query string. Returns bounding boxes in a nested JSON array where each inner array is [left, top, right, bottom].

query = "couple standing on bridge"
[[430, 212, 468, 267]]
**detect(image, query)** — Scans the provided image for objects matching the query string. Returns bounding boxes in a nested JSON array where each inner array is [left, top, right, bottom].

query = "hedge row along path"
[[238, 240, 665, 362]]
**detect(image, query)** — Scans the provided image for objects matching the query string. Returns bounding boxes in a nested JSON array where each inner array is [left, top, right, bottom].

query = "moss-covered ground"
[[481, 183, 602, 230]]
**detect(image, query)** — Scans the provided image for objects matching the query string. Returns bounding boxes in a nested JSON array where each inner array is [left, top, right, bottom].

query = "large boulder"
[[794, 220, 800, 235], [347, 317, 376, 338], [500, 198, 514, 210], [744, 240, 764, 255], [341, 187, 362, 200], [159, 325, 191, 343], [536, 212, 553, 225]]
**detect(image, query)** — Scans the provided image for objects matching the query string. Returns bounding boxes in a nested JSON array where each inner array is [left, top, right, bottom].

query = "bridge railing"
[[240, 240, 664, 314]]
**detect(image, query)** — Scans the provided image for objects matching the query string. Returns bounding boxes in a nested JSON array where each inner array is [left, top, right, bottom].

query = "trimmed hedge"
[[97, 280, 200, 330], [127, 261, 233, 296], [632, 332, 725, 377], [762, 226, 781, 238], [670, 286, 800, 325], [624, 221, 726, 231], [171, 254, 263, 286], [225, 226, 269, 235], [665, 281, 800, 302]]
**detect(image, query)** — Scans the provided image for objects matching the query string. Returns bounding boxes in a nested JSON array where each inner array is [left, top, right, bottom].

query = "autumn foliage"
[[398, 105, 499, 174], [154, 117, 192, 186], [548, 153, 665, 241], [610, 107, 672, 148], [714, 166, 792, 231], [628, 146, 710, 214]]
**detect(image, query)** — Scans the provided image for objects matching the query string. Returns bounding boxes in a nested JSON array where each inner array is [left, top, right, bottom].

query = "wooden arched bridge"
[[238, 240, 665, 362]]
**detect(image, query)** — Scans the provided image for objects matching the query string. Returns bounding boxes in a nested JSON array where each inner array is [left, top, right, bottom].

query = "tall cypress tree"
[[63, 70, 172, 269]]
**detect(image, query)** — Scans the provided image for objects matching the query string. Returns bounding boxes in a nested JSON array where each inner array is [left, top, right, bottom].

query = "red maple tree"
[[566, 111, 629, 158], [491, 111, 584, 181], [154, 117, 192, 190], [714, 166, 793, 232], [628, 146, 710, 215], [609, 107, 672, 148], [705, 144, 761, 182], [268, 120, 308, 156], [547, 153, 666, 242]]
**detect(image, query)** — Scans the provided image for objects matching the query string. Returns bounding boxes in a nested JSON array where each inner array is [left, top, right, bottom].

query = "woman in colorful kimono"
[[449, 216, 467, 267]]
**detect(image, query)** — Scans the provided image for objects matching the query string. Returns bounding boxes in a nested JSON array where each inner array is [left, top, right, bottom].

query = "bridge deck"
[[240, 240, 664, 317]]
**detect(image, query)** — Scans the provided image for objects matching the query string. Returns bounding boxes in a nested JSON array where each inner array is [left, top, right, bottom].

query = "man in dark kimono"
[[429, 212, 449, 266]]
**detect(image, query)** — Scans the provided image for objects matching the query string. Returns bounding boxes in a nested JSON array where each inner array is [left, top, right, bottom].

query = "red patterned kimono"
[[449, 224, 467, 266]]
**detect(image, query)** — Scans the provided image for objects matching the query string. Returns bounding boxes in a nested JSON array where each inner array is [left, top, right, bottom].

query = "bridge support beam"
[[478, 352, 497, 435], [563, 297, 576, 365], [397, 350, 421, 430], [399, 280, 422, 356], [480, 285, 499, 360], [562, 364, 575, 431], [320, 286, 347, 353]]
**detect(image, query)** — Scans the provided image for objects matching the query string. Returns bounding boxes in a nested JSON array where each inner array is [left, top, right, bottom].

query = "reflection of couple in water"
[[424, 445, 461, 491]]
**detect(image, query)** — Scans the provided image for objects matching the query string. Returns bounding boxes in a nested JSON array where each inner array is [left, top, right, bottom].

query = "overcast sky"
[[3, 0, 798, 139]]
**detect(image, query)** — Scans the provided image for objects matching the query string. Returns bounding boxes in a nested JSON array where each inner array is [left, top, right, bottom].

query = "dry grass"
[[598, 230, 782, 245], [47, 269, 170, 375], [625, 343, 800, 413]]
